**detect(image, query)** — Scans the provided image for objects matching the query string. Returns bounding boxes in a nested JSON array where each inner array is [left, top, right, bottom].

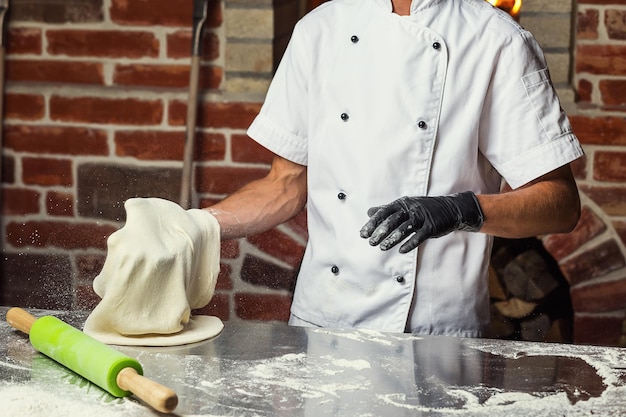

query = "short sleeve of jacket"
[[247, 21, 310, 166], [478, 29, 583, 189]]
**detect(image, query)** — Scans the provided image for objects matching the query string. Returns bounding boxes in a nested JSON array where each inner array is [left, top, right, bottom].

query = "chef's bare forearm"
[[477, 165, 580, 238], [204, 156, 308, 241]]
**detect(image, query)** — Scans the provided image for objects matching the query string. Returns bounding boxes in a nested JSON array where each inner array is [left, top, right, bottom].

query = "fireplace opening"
[[489, 237, 573, 343]]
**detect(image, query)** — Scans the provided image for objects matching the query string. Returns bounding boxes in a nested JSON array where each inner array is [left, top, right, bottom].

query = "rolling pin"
[[6, 307, 178, 413]]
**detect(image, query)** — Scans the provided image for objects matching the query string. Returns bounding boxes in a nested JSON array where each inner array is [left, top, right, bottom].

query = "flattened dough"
[[87, 315, 224, 347]]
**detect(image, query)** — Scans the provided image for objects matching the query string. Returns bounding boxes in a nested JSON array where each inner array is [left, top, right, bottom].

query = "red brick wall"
[[0, 0, 305, 322], [2, 0, 626, 346], [544, 0, 626, 346]]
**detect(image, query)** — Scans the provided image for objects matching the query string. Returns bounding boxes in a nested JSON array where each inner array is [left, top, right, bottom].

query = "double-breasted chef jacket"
[[246, 0, 584, 337]]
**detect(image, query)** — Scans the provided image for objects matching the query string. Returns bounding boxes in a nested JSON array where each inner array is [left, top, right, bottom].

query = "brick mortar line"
[[5, 55, 221, 65], [571, 104, 626, 117], [276, 222, 307, 247], [521, 12, 574, 18], [5, 84, 246, 104], [224, 2, 273, 11], [571, 267, 626, 292], [226, 37, 272, 44], [576, 39, 626, 44], [562, 191, 626, 261], [577, 4, 626, 11], [0, 211, 121, 226], [0, 246, 106, 258], [3, 120, 187, 131], [7, 22, 203, 32], [4, 80, 256, 101], [582, 144, 626, 152], [194, 159, 272, 168], [575, 311, 624, 318], [578, 176, 626, 190]]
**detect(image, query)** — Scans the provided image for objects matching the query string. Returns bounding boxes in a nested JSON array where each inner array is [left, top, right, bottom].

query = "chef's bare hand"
[[359, 192, 484, 253]]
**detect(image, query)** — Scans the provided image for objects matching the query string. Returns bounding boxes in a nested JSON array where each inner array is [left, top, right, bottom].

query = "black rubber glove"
[[359, 191, 484, 253]]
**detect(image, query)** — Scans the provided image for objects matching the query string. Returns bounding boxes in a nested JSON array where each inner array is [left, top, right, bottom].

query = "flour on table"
[[83, 198, 223, 346], [0, 384, 149, 417]]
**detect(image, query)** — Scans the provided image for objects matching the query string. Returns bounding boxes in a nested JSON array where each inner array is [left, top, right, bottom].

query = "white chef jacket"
[[246, 0, 583, 337]]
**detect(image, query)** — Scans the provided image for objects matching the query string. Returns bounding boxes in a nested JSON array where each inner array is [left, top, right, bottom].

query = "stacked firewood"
[[488, 237, 573, 343]]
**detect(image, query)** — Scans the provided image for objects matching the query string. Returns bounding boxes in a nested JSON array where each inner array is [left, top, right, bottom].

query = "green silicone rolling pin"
[[6, 307, 178, 413]]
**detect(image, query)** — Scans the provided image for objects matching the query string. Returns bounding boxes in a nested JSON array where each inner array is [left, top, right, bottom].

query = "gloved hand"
[[84, 198, 221, 337], [359, 191, 484, 254]]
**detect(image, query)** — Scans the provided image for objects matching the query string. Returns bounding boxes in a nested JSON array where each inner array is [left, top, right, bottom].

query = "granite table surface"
[[1, 307, 626, 416]]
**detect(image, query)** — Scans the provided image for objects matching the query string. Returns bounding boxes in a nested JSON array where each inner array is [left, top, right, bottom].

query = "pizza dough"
[[83, 198, 224, 346], [86, 315, 224, 347]]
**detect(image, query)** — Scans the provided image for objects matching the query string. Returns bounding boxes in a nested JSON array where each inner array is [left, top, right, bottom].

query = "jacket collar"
[[373, 0, 442, 15]]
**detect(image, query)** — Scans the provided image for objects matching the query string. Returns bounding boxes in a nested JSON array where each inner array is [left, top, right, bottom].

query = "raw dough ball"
[[83, 198, 223, 346]]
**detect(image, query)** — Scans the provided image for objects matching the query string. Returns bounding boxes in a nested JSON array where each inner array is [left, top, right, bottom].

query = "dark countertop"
[[1, 307, 626, 416]]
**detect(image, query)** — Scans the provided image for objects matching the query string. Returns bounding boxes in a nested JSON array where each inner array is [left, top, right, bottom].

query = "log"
[[502, 250, 559, 302], [494, 297, 537, 319], [489, 237, 573, 344], [488, 266, 508, 301]]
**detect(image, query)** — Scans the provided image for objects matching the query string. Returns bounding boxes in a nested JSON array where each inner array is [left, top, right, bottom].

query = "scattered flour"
[[310, 328, 416, 346], [321, 355, 371, 370], [0, 359, 30, 372], [199, 351, 372, 406], [4, 315, 626, 416], [466, 338, 626, 387], [0, 384, 152, 417]]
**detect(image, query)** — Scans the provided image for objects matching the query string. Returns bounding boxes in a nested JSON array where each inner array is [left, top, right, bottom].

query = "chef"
[[100, 0, 583, 337]]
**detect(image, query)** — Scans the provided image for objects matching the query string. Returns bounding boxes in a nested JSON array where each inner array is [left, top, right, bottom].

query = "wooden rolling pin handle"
[[117, 367, 179, 414], [7, 307, 178, 413], [6, 307, 36, 334]]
